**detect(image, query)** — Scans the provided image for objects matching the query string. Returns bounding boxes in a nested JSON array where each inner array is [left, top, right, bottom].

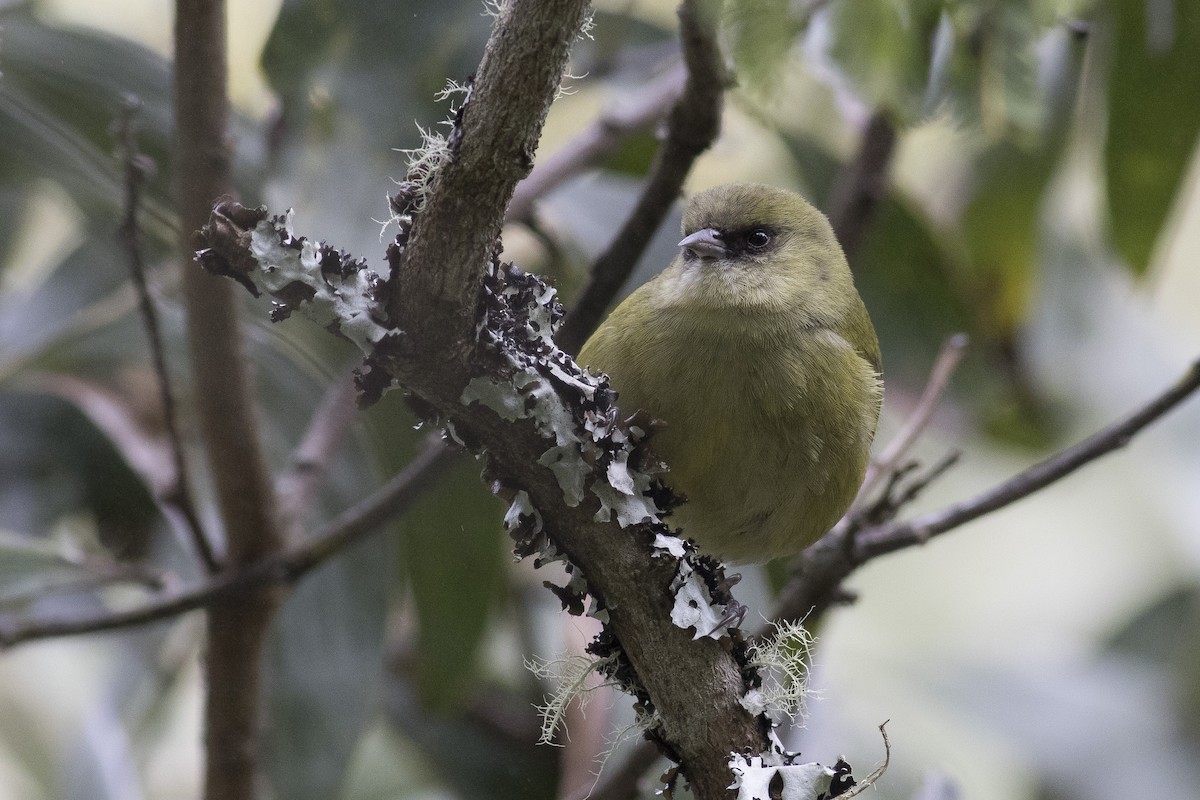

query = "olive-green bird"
[[577, 183, 883, 563]]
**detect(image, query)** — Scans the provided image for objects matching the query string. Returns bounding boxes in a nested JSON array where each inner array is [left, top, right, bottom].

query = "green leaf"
[[401, 458, 506, 709], [939, 1, 1049, 135], [856, 194, 974, 382], [960, 140, 1058, 343], [823, 0, 944, 120], [1105, 0, 1200, 273], [0, 391, 158, 558], [0, 7, 266, 244], [779, 131, 842, 208], [265, 534, 393, 800], [601, 129, 660, 178], [725, 0, 813, 92], [383, 676, 559, 800], [1104, 584, 1200, 734]]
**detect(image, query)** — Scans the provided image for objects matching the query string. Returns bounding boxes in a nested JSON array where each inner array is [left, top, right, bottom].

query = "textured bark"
[[392, 0, 597, 361], [376, 3, 772, 789], [174, 1, 285, 799], [191, 0, 772, 795]]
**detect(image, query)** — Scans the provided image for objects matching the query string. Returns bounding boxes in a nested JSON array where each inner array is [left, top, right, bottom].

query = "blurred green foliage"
[[0, 0, 1197, 798]]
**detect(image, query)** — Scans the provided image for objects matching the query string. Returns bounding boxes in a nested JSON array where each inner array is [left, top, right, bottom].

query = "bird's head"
[[671, 183, 857, 322]]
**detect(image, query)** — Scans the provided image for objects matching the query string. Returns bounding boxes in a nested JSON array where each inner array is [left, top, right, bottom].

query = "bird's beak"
[[678, 228, 727, 259]]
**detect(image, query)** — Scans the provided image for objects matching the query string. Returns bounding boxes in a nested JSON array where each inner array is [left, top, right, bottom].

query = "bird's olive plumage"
[[577, 184, 882, 563]]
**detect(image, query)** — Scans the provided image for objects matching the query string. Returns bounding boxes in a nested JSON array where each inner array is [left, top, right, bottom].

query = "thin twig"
[[774, 357, 1200, 626], [852, 333, 969, 510], [857, 357, 1200, 559], [0, 437, 455, 648], [508, 64, 688, 224], [569, 738, 661, 800], [276, 373, 360, 539], [117, 97, 219, 573], [851, 452, 960, 533], [839, 721, 890, 798], [556, 0, 728, 355]]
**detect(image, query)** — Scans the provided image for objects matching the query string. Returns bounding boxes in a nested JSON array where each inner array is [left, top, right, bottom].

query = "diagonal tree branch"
[[555, 0, 728, 355], [388, 0, 597, 358], [774, 356, 1200, 627], [0, 435, 455, 648], [858, 356, 1200, 558]]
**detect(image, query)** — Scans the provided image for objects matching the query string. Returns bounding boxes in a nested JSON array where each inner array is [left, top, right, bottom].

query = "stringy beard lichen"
[[385, 76, 474, 235]]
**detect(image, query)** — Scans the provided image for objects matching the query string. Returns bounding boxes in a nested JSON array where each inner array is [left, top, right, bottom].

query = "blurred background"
[[0, 0, 1198, 798]]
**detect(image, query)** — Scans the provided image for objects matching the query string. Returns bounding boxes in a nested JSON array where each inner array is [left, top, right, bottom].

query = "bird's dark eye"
[[746, 229, 771, 249]]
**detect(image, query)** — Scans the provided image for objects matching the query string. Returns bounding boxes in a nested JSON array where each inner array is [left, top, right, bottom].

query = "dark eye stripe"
[[722, 226, 775, 257]]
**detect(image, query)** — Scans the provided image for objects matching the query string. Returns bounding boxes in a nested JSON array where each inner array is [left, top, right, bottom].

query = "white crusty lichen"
[[463, 360, 664, 526], [740, 620, 816, 720], [729, 755, 837, 800], [503, 489, 543, 537], [462, 269, 667, 528], [667, 562, 731, 641], [730, 725, 889, 800], [466, 262, 744, 641], [247, 212, 391, 352]]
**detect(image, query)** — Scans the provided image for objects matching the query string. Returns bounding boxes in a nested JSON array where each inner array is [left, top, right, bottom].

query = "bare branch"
[[556, 0, 728, 355], [507, 65, 688, 224], [851, 333, 969, 510], [0, 436, 456, 648], [852, 452, 961, 533], [276, 373, 360, 538], [839, 721, 891, 798], [116, 97, 218, 572], [775, 357, 1200, 626], [858, 357, 1200, 558]]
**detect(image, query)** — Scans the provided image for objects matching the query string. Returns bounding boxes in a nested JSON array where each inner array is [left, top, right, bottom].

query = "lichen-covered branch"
[[388, 0, 595, 363], [195, 201, 772, 799]]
